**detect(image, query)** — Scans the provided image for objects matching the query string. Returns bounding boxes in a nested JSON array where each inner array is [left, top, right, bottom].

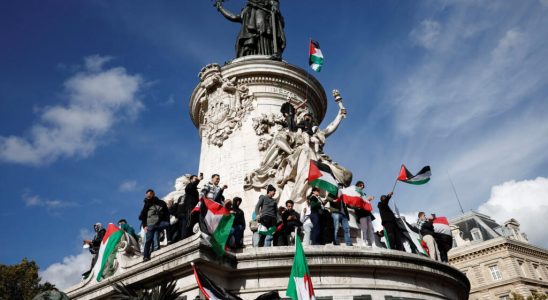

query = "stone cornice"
[[189, 58, 327, 130], [449, 237, 548, 263]]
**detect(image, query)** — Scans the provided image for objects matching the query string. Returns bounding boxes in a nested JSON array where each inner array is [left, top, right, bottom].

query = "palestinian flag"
[[199, 197, 235, 256], [337, 186, 372, 211], [397, 165, 431, 185], [398, 218, 428, 256], [433, 216, 451, 236], [308, 160, 338, 196], [309, 40, 324, 72], [94, 223, 124, 282], [192, 263, 242, 300], [286, 235, 316, 300]]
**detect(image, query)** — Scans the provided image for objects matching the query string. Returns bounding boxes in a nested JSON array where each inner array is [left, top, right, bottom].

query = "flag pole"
[[391, 178, 398, 194], [447, 172, 465, 214]]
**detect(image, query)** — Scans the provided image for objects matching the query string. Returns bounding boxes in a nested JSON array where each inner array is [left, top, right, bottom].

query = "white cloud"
[[0, 55, 144, 166], [118, 179, 137, 192], [409, 19, 441, 49], [22, 192, 77, 209], [478, 177, 548, 248], [40, 251, 91, 290]]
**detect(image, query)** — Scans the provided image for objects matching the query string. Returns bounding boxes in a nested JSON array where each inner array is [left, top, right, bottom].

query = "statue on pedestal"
[[244, 90, 352, 203], [214, 0, 286, 58]]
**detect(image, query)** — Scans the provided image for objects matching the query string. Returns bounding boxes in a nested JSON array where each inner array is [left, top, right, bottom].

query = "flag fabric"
[[309, 40, 324, 72], [94, 223, 124, 282], [286, 235, 316, 300], [397, 218, 428, 256], [308, 160, 338, 195], [337, 186, 372, 211], [433, 216, 451, 236], [397, 165, 431, 185], [199, 197, 235, 256], [192, 263, 243, 300]]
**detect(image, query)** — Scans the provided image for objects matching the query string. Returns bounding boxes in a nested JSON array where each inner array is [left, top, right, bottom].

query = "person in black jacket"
[[281, 200, 301, 245], [178, 174, 203, 240], [417, 212, 440, 261], [82, 223, 106, 276], [229, 197, 246, 249], [377, 192, 404, 251], [138, 189, 170, 261]]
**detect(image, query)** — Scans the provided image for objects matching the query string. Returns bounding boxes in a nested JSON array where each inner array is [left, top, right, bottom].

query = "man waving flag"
[[286, 235, 316, 300]]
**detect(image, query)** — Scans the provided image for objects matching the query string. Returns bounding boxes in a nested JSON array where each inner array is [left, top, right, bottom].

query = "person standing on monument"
[[180, 174, 203, 240], [354, 181, 377, 247], [255, 184, 278, 247], [201, 174, 227, 204], [296, 113, 315, 136], [308, 187, 324, 245], [329, 185, 353, 246], [229, 197, 246, 249], [138, 189, 170, 262], [377, 192, 404, 251], [214, 0, 286, 58], [82, 223, 106, 276], [281, 200, 301, 245], [417, 212, 440, 261]]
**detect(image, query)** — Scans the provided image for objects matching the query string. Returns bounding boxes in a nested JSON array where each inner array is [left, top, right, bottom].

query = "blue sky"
[[1, 0, 548, 289]]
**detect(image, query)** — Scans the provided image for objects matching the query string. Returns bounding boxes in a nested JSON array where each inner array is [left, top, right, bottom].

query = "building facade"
[[448, 211, 548, 299]]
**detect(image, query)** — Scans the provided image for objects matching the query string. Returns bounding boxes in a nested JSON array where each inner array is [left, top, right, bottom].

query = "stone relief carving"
[[244, 90, 352, 203], [198, 64, 255, 147]]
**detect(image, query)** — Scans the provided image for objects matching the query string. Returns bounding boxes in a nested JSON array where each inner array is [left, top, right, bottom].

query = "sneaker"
[[143, 257, 150, 262]]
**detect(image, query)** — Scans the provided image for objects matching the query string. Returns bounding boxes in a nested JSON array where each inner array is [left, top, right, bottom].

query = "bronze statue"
[[214, 0, 286, 58]]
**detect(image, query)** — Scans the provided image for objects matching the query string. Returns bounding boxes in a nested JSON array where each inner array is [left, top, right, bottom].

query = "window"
[[471, 228, 483, 241], [489, 265, 503, 280], [499, 296, 509, 300], [533, 264, 542, 280], [518, 260, 527, 277]]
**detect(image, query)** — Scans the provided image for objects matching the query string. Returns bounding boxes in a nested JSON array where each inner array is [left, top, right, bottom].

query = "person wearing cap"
[[329, 184, 353, 246], [255, 184, 278, 247]]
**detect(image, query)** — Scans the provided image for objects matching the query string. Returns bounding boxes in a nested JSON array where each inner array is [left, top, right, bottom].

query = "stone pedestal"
[[189, 56, 327, 219], [66, 237, 470, 300]]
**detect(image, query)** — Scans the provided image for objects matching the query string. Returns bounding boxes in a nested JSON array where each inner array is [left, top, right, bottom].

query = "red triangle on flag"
[[397, 164, 409, 181], [308, 160, 322, 182]]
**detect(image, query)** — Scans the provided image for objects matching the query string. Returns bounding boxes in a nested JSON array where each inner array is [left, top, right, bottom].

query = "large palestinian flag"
[[338, 186, 372, 211], [397, 165, 431, 185], [308, 160, 338, 196], [199, 197, 235, 256], [309, 40, 324, 72], [286, 235, 316, 300], [94, 223, 124, 282]]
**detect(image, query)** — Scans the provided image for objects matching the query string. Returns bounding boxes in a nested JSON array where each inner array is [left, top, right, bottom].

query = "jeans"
[[143, 221, 170, 260], [359, 216, 376, 246], [309, 211, 321, 245], [302, 221, 313, 245], [332, 212, 352, 246], [229, 225, 245, 248]]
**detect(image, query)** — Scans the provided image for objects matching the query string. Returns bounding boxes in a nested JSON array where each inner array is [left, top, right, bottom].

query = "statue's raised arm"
[[322, 89, 347, 138], [214, 0, 242, 22]]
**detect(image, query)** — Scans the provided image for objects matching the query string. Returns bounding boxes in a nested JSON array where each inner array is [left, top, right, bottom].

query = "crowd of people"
[[83, 173, 453, 270]]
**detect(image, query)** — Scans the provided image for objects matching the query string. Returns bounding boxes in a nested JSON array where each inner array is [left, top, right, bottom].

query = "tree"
[[111, 281, 183, 300], [0, 258, 56, 300]]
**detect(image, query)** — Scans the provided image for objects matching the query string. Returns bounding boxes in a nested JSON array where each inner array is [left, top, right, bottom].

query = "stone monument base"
[[66, 235, 469, 300]]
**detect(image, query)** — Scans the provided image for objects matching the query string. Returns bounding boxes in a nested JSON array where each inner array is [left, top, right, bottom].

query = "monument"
[[65, 2, 470, 299]]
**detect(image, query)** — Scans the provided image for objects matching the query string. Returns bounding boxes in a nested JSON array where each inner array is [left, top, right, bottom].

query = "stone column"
[[189, 55, 327, 226]]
